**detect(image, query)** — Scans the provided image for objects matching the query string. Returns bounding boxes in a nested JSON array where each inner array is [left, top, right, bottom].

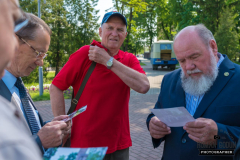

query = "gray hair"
[[174, 24, 216, 48], [16, 13, 51, 41], [194, 24, 216, 48]]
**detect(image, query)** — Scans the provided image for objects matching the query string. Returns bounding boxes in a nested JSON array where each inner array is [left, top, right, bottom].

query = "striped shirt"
[[185, 53, 224, 116]]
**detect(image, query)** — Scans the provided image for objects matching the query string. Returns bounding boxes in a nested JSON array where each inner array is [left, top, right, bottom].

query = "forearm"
[[110, 59, 150, 93], [50, 84, 65, 116]]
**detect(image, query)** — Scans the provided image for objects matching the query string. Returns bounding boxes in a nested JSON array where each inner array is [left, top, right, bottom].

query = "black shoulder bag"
[[63, 45, 96, 147]]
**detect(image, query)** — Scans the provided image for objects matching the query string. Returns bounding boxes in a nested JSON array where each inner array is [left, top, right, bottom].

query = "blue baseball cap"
[[101, 11, 127, 27]]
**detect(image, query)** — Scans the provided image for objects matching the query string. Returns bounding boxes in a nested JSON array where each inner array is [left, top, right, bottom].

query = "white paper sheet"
[[150, 107, 195, 127]]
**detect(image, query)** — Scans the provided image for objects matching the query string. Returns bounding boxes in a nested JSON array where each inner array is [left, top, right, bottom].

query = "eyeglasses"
[[9, 0, 29, 33], [16, 34, 48, 60]]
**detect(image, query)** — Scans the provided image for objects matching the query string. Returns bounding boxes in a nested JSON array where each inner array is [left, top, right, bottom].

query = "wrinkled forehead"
[[105, 15, 126, 27]]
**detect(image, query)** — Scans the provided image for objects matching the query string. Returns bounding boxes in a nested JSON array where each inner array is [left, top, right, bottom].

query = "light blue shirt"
[[185, 53, 224, 116], [2, 70, 41, 129]]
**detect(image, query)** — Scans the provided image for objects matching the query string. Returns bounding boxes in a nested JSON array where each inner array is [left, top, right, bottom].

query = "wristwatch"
[[106, 57, 114, 69]]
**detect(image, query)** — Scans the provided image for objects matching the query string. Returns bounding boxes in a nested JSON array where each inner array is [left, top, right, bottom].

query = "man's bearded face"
[[181, 53, 218, 95]]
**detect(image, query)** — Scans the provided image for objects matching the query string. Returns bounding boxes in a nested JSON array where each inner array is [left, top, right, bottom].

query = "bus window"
[[160, 44, 171, 50]]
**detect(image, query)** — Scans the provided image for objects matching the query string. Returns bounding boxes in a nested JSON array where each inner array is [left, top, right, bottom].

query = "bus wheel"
[[153, 65, 158, 70], [170, 65, 176, 70]]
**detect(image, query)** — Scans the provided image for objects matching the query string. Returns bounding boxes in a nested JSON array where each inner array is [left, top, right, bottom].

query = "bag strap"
[[67, 45, 96, 115]]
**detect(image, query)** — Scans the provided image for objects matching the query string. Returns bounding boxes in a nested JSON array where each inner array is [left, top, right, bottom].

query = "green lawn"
[[26, 71, 56, 101], [140, 62, 146, 66], [30, 91, 72, 102]]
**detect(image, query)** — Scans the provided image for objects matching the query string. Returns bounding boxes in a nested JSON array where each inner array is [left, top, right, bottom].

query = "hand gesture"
[[52, 115, 72, 135], [149, 116, 171, 139], [183, 118, 218, 145], [88, 46, 111, 66]]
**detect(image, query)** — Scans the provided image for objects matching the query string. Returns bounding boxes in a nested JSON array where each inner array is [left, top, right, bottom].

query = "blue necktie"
[[15, 77, 40, 135]]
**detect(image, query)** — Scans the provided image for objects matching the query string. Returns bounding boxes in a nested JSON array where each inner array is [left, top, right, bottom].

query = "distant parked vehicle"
[[150, 40, 178, 70]]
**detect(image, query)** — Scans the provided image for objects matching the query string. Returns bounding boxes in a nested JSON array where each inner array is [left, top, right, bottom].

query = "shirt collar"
[[217, 52, 224, 68], [2, 70, 17, 91], [91, 40, 123, 60]]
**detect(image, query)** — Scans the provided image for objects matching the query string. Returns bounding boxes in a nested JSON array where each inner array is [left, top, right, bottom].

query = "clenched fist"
[[88, 46, 111, 66]]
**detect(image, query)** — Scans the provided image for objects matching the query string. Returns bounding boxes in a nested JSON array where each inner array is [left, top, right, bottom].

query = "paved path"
[[35, 58, 171, 160]]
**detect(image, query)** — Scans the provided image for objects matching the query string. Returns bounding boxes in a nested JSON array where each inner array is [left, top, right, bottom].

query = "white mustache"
[[187, 69, 202, 75]]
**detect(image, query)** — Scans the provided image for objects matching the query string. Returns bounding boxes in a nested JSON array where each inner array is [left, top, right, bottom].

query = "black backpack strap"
[[67, 45, 96, 114]]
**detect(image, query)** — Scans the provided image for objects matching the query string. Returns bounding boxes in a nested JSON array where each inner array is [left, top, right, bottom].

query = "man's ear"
[[99, 27, 102, 38], [209, 39, 218, 56]]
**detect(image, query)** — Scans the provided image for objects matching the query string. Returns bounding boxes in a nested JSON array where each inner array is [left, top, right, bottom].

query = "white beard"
[[181, 54, 219, 96]]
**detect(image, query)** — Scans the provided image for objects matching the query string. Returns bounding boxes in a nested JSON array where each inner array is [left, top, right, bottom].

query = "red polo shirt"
[[52, 40, 145, 154]]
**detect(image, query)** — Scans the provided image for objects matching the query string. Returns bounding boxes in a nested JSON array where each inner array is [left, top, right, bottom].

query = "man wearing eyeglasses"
[[0, 0, 43, 159], [0, 12, 71, 155]]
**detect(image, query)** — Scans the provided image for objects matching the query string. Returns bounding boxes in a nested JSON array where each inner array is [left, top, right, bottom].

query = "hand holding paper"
[[150, 107, 195, 127], [149, 116, 171, 139], [62, 105, 87, 122], [183, 118, 218, 144]]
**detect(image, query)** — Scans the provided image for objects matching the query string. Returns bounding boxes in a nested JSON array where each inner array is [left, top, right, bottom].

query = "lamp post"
[[38, 0, 45, 96]]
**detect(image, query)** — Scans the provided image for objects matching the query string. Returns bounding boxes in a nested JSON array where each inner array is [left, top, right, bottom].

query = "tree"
[[20, 0, 100, 77], [42, 0, 69, 76], [215, 7, 239, 60], [112, 0, 148, 53], [19, 0, 52, 83]]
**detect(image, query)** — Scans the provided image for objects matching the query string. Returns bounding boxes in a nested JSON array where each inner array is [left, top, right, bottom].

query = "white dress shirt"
[[2, 70, 42, 129]]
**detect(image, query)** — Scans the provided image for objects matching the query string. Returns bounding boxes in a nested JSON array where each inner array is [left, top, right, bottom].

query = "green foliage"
[[215, 7, 239, 60], [22, 61, 50, 84], [19, 0, 240, 72], [20, 0, 100, 77]]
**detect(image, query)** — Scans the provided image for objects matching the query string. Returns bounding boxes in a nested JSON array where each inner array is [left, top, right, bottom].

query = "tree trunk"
[[55, 10, 61, 76], [125, 7, 133, 51], [161, 22, 170, 40]]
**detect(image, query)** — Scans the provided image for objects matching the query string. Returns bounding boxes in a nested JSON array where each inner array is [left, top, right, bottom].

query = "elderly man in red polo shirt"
[[50, 11, 150, 160]]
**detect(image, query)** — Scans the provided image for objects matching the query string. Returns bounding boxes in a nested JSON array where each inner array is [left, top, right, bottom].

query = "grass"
[[25, 71, 55, 88], [31, 92, 51, 101], [30, 89, 73, 102], [140, 62, 146, 66], [25, 71, 73, 102]]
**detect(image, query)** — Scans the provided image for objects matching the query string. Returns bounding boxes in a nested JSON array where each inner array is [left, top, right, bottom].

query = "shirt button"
[[182, 138, 186, 143]]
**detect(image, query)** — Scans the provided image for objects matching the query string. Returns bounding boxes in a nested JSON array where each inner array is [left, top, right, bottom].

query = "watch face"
[[107, 61, 112, 66]]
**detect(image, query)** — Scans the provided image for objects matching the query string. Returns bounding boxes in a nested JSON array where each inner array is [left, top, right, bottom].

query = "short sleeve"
[[52, 45, 91, 91], [128, 54, 146, 75]]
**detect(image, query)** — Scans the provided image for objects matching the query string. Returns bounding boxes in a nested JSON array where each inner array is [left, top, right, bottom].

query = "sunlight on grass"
[[26, 71, 73, 101], [30, 89, 72, 102]]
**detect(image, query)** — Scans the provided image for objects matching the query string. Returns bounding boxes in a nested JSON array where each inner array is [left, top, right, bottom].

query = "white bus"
[[150, 40, 178, 70]]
